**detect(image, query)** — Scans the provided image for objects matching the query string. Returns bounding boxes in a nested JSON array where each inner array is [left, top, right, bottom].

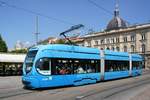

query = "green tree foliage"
[[0, 34, 8, 52]]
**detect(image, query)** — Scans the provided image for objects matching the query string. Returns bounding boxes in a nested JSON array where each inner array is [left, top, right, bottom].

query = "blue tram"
[[22, 44, 143, 88]]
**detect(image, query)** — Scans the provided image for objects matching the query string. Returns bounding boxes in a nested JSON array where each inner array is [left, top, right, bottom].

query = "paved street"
[[0, 70, 150, 100]]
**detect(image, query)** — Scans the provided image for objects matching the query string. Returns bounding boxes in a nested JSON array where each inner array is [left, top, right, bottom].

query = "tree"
[[0, 34, 8, 52], [9, 49, 27, 53]]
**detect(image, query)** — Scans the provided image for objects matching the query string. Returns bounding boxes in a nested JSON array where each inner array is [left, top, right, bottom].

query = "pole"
[[35, 16, 40, 45]]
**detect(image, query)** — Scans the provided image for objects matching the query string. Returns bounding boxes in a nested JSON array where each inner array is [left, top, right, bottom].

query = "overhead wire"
[[0, 0, 75, 25], [0, 0, 107, 35], [87, 0, 113, 15]]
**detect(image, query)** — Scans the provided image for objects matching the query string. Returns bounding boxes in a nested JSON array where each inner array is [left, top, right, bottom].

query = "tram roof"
[[29, 44, 142, 61], [104, 50, 129, 56], [131, 54, 143, 60], [30, 44, 100, 54], [31, 44, 132, 56], [0, 53, 26, 63]]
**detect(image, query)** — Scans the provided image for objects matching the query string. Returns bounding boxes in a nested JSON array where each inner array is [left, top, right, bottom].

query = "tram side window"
[[95, 60, 100, 72], [35, 58, 51, 75], [105, 60, 129, 72], [86, 60, 94, 73], [74, 59, 100, 74], [51, 58, 100, 75], [87, 60, 100, 73], [74, 59, 86, 74], [132, 61, 141, 70], [51, 59, 73, 75]]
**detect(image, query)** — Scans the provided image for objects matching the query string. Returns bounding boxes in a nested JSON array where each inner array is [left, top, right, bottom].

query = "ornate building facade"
[[82, 23, 150, 69], [78, 2, 150, 69]]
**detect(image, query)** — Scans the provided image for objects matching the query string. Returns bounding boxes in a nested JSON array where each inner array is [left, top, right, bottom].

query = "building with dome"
[[77, 1, 150, 69], [106, 2, 127, 31]]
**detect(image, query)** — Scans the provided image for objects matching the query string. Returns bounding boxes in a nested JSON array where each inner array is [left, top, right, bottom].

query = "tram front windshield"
[[25, 50, 38, 74]]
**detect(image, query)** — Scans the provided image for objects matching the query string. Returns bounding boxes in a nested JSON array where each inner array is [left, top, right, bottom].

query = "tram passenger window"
[[51, 58, 73, 75], [73, 61, 78, 74], [36, 58, 51, 75], [51, 58, 100, 75], [87, 64, 93, 73], [87, 60, 100, 73], [96, 60, 100, 72], [89, 60, 96, 73], [74, 59, 86, 74], [132, 61, 141, 70], [36, 58, 50, 70], [74, 59, 100, 74], [105, 60, 129, 72]]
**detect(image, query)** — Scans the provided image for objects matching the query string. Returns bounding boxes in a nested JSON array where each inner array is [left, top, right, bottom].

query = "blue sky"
[[0, 0, 150, 49]]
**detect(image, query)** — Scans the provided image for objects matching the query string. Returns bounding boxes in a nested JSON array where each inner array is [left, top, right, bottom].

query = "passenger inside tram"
[[77, 65, 85, 74]]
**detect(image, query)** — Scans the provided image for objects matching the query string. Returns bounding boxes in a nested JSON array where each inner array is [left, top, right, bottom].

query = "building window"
[[111, 38, 115, 43], [107, 39, 110, 44], [116, 46, 120, 51], [131, 35, 135, 41], [123, 37, 127, 42], [116, 37, 120, 43], [141, 34, 146, 40], [131, 45, 135, 53], [87, 41, 91, 47], [142, 44, 145, 53], [124, 46, 127, 52], [95, 40, 99, 46], [101, 39, 104, 44]]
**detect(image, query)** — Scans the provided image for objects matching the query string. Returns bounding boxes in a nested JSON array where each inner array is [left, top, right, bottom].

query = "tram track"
[[0, 88, 34, 99], [0, 85, 66, 99], [0, 70, 149, 100], [74, 74, 150, 100], [103, 79, 150, 99]]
